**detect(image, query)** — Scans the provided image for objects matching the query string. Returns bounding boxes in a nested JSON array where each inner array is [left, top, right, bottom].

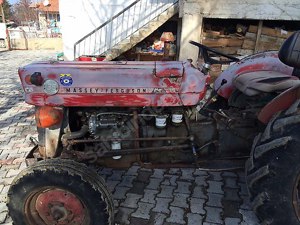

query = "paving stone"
[[224, 188, 241, 202], [207, 193, 223, 208], [113, 186, 130, 200], [171, 193, 189, 208], [194, 169, 209, 177], [106, 180, 120, 192], [147, 178, 162, 190], [151, 169, 165, 179], [157, 185, 175, 198], [225, 217, 241, 225], [207, 172, 223, 181], [126, 165, 140, 176], [239, 209, 260, 225], [130, 217, 149, 225], [152, 213, 167, 225], [137, 170, 152, 183], [115, 207, 135, 225], [190, 197, 206, 214], [224, 177, 239, 189], [120, 193, 142, 208], [180, 168, 195, 181], [107, 169, 125, 181], [207, 181, 224, 194], [192, 186, 208, 199], [129, 181, 147, 195], [195, 176, 208, 187], [118, 175, 136, 188], [141, 189, 158, 204], [169, 168, 181, 175], [132, 202, 154, 220], [204, 206, 223, 224], [187, 213, 204, 225], [152, 197, 172, 214], [161, 174, 178, 186], [222, 200, 242, 219], [166, 206, 185, 224], [175, 181, 191, 194]]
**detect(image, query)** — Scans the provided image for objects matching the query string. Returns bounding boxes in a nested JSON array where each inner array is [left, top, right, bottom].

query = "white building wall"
[[60, 0, 135, 60], [60, 0, 176, 60]]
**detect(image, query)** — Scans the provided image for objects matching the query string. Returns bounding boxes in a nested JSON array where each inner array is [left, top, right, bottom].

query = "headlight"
[[43, 80, 59, 95]]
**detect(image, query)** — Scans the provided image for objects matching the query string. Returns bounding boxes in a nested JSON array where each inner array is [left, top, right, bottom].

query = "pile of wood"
[[201, 23, 295, 79], [201, 24, 295, 57], [240, 25, 294, 55]]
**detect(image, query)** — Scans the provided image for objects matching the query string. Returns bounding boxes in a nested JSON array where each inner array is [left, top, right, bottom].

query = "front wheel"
[[7, 159, 114, 225], [246, 107, 300, 225]]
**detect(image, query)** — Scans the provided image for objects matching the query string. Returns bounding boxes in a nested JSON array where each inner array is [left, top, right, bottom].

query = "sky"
[[8, 0, 38, 4], [8, 0, 18, 4]]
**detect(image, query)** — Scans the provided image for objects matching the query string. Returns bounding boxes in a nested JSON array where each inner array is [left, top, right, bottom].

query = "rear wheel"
[[7, 159, 114, 225], [246, 105, 300, 225]]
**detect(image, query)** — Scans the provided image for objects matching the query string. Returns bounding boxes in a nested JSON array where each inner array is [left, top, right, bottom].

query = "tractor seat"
[[233, 71, 300, 96], [279, 30, 300, 75], [233, 30, 300, 96]]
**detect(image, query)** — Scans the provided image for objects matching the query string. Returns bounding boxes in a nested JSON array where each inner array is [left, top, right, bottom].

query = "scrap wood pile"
[[202, 23, 295, 79]]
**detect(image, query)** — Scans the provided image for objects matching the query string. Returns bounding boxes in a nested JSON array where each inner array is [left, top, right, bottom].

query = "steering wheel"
[[189, 41, 240, 64]]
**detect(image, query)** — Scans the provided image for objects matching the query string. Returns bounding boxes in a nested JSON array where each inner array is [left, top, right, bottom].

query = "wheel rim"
[[293, 174, 300, 221], [24, 188, 89, 225]]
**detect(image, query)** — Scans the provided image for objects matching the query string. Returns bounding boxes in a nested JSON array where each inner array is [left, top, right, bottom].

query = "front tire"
[[246, 107, 300, 225], [7, 159, 114, 225]]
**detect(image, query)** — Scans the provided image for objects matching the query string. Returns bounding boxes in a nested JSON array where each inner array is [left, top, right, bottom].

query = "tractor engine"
[[64, 105, 258, 166]]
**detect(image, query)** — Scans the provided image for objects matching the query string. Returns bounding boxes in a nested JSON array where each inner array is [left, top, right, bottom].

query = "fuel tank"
[[215, 51, 294, 99], [18, 61, 209, 107]]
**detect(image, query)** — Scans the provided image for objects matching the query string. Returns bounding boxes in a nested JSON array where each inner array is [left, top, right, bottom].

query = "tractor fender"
[[258, 84, 300, 124]]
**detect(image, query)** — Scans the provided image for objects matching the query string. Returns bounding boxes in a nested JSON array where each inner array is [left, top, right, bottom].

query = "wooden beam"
[[254, 20, 263, 53]]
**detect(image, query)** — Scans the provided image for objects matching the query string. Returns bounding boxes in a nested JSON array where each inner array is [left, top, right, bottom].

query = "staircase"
[[74, 0, 179, 61]]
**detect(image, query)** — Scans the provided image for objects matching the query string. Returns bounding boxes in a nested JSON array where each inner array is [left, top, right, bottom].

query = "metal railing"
[[74, 0, 178, 59]]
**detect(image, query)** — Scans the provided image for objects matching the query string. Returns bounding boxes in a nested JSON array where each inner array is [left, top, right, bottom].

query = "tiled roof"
[[36, 0, 59, 12]]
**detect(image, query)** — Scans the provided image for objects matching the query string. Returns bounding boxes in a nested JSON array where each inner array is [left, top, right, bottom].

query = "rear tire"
[[7, 159, 114, 225], [246, 107, 300, 225]]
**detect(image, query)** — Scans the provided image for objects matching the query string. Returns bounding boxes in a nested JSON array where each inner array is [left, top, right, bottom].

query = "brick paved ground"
[[0, 50, 260, 225]]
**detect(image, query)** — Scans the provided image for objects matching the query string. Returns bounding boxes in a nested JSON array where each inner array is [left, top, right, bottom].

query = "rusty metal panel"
[[19, 61, 207, 107], [258, 84, 300, 124], [215, 51, 294, 99]]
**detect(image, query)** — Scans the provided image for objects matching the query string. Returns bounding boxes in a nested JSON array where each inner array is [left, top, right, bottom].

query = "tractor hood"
[[18, 61, 208, 107]]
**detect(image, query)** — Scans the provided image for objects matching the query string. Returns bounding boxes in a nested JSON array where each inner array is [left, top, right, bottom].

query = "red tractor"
[[7, 31, 300, 225]]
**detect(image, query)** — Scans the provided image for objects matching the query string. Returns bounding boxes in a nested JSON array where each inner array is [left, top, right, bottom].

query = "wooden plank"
[[257, 41, 282, 51], [254, 20, 263, 53], [237, 49, 254, 55], [202, 38, 243, 47], [242, 39, 256, 49], [245, 32, 257, 40], [212, 47, 239, 55], [249, 25, 293, 38]]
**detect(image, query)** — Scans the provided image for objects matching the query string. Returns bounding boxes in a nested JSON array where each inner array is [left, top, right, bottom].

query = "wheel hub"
[[26, 188, 86, 225]]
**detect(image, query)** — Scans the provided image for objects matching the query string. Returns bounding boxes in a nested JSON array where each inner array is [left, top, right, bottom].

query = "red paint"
[[47, 73, 58, 79], [258, 84, 300, 124], [35, 188, 86, 224], [215, 51, 294, 99], [19, 61, 207, 107]]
